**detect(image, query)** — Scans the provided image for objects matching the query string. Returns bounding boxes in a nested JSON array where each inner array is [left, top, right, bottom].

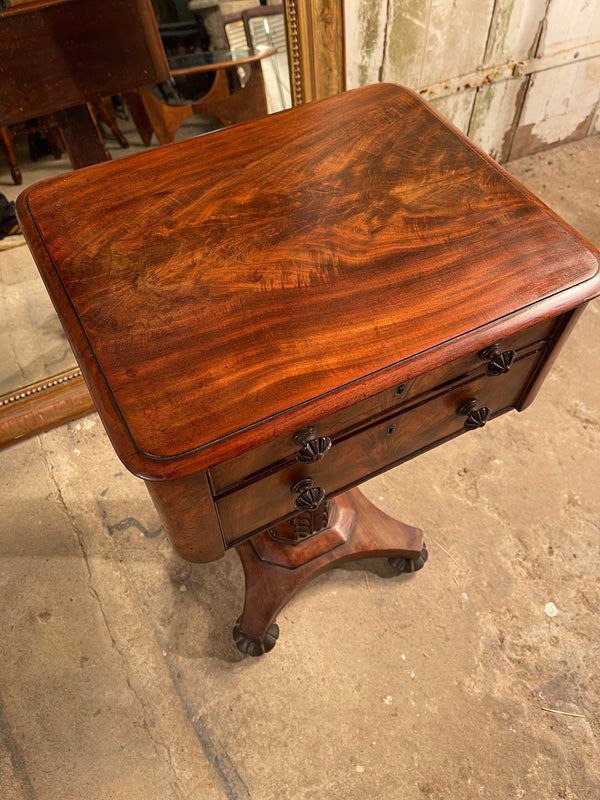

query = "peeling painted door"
[[346, 0, 600, 161]]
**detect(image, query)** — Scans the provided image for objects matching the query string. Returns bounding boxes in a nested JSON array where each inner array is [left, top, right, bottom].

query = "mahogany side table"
[[17, 85, 600, 655]]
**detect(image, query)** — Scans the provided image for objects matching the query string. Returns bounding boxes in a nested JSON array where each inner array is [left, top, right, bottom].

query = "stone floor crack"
[[35, 434, 185, 798]]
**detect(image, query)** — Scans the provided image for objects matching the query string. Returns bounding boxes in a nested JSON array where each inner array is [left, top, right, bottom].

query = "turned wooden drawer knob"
[[296, 436, 332, 463], [479, 344, 517, 376], [293, 427, 332, 463], [291, 478, 326, 511], [457, 398, 491, 430]]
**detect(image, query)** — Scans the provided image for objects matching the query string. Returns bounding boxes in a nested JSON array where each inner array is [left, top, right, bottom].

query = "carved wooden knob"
[[291, 478, 326, 511], [457, 398, 491, 430], [296, 436, 332, 463], [479, 344, 517, 376]]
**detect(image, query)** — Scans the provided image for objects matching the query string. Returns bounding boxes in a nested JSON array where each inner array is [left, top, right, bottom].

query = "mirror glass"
[[0, 210, 77, 396], [151, 0, 292, 116]]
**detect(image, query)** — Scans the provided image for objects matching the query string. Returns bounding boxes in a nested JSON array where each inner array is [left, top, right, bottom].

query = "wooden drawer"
[[209, 317, 557, 495], [216, 348, 545, 543]]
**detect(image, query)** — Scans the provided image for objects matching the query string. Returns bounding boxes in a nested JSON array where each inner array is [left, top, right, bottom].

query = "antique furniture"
[[1, 100, 130, 187], [133, 46, 277, 145], [18, 84, 599, 655], [0, 0, 169, 168], [0, 0, 344, 450], [0, 119, 62, 186], [0, 0, 168, 444]]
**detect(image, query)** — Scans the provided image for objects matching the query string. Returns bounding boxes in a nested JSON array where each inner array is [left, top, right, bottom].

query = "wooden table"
[[135, 46, 277, 144], [0, 0, 169, 169], [17, 84, 600, 655]]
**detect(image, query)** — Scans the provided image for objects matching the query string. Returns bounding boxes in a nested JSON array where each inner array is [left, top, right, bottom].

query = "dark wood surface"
[[0, 0, 173, 451], [216, 348, 546, 542], [53, 105, 111, 168], [208, 316, 557, 493], [16, 83, 600, 651], [17, 84, 600, 481], [0, 0, 169, 126], [145, 472, 225, 563]]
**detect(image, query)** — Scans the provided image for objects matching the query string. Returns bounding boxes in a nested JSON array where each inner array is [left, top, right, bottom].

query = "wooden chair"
[[129, 44, 276, 145], [0, 118, 62, 185]]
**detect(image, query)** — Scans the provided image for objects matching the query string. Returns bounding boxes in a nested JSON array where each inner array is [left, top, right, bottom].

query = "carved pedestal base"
[[233, 487, 427, 655]]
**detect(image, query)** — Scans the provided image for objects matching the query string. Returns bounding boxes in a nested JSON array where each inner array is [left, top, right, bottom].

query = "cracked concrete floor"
[[0, 130, 599, 800]]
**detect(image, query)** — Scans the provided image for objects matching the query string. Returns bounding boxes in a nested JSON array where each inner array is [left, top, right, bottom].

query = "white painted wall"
[[345, 0, 600, 161]]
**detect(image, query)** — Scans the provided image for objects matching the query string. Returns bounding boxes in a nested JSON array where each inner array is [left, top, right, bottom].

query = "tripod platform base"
[[234, 488, 427, 655]]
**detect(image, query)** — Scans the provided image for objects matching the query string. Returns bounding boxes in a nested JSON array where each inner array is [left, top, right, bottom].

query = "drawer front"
[[209, 317, 557, 494], [217, 349, 543, 543]]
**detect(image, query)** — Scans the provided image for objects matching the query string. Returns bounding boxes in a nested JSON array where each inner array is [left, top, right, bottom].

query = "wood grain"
[[235, 487, 423, 644], [145, 472, 226, 562], [17, 84, 600, 480], [208, 315, 557, 493]]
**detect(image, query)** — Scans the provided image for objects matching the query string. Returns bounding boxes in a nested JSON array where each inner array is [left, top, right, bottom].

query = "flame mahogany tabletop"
[[17, 84, 599, 481], [18, 85, 598, 478]]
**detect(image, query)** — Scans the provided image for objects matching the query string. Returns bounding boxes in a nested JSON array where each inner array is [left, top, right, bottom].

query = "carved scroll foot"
[[233, 487, 425, 655], [233, 618, 279, 656]]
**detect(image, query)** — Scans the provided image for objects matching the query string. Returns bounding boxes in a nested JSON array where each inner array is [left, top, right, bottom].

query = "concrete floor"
[[0, 122, 599, 799]]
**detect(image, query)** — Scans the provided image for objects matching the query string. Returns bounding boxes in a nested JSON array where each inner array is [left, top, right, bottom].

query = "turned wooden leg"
[[0, 125, 22, 185], [136, 86, 195, 146], [233, 487, 427, 655], [123, 90, 155, 147], [91, 99, 129, 148]]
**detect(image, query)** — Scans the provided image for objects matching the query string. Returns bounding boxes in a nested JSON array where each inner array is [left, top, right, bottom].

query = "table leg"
[[123, 90, 155, 147], [233, 487, 427, 655], [136, 86, 195, 146], [0, 125, 22, 185], [191, 61, 269, 126], [54, 105, 111, 168]]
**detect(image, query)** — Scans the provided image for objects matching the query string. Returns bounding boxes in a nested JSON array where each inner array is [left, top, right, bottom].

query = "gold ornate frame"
[[0, 0, 346, 450], [284, 0, 345, 105]]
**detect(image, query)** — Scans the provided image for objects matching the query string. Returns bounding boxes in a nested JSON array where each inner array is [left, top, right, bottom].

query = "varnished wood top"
[[17, 84, 600, 479]]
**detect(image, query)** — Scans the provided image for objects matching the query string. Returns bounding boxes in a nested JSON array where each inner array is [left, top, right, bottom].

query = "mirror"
[[0, 0, 345, 449]]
